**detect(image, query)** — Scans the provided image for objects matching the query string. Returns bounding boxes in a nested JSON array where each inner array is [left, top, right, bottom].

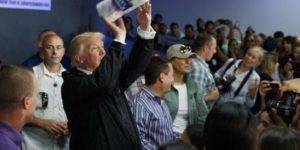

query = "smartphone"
[[267, 83, 280, 101], [269, 83, 280, 89]]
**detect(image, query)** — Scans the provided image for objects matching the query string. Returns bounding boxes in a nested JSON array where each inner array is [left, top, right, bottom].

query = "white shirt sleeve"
[[136, 26, 156, 40]]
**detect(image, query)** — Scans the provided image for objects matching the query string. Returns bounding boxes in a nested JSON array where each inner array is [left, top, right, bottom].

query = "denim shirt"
[[165, 76, 208, 126]]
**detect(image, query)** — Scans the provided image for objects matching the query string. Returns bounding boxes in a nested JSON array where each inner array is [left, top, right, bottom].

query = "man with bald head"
[[22, 29, 71, 69], [22, 29, 56, 67], [22, 34, 69, 150], [0, 65, 38, 150]]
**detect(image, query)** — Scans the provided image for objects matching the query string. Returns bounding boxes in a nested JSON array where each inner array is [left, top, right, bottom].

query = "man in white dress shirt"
[[22, 34, 69, 150]]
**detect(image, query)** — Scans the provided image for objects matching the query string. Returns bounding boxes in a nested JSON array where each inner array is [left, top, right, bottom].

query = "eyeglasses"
[[179, 45, 192, 54]]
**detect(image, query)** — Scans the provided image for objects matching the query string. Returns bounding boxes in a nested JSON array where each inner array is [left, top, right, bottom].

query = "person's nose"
[[51, 47, 58, 55], [186, 59, 191, 64], [99, 48, 105, 56]]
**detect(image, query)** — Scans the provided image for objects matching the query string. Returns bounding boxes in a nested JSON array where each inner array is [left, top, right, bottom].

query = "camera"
[[267, 91, 297, 124], [215, 74, 236, 93]]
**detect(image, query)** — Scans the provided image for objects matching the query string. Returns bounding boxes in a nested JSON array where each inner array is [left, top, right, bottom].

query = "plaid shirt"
[[189, 56, 216, 96]]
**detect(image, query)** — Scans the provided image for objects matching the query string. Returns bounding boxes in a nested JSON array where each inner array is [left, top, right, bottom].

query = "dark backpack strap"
[[221, 59, 236, 77], [234, 67, 254, 97]]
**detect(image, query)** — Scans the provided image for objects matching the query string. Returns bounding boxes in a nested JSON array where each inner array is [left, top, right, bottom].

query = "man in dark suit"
[[61, 2, 155, 150]]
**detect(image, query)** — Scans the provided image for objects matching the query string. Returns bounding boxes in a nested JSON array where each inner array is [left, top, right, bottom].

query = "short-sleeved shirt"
[[22, 62, 69, 150]]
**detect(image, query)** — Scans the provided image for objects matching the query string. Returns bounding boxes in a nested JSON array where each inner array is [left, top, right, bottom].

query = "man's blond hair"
[[69, 32, 105, 67]]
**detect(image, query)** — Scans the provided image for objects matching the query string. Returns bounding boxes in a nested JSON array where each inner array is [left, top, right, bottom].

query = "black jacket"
[[61, 36, 154, 150]]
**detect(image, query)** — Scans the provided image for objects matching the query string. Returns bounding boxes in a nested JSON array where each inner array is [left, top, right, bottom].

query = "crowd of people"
[[1, 2, 300, 150]]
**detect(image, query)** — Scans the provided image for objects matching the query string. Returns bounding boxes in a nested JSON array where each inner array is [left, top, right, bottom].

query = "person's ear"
[[74, 55, 84, 64], [22, 97, 32, 110], [39, 50, 44, 60], [62, 48, 66, 54], [159, 72, 165, 83], [38, 41, 42, 49], [204, 45, 211, 53]]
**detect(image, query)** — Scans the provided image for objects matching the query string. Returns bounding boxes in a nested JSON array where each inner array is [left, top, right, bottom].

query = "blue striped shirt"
[[129, 86, 179, 150]]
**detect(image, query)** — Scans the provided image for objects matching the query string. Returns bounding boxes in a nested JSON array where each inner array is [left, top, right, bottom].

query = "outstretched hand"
[[137, 1, 152, 31], [103, 17, 126, 42]]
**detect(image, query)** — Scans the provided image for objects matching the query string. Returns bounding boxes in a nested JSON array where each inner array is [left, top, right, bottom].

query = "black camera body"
[[267, 91, 296, 124], [215, 74, 236, 93]]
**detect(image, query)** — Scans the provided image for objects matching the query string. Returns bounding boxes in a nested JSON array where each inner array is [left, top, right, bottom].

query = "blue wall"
[[91, 0, 300, 37], [1, 0, 300, 64], [0, 0, 90, 64], [149, 0, 300, 36]]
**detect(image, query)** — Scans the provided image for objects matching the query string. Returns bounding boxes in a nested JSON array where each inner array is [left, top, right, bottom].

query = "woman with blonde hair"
[[215, 46, 264, 108], [256, 52, 278, 81]]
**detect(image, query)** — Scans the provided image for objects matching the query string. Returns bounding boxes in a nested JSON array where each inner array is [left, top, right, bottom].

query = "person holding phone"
[[251, 52, 279, 113], [257, 79, 300, 132]]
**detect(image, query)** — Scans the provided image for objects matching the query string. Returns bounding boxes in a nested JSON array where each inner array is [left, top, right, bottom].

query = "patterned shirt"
[[129, 86, 179, 150], [189, 55, 216, 96], [215, 59, 260, 108]]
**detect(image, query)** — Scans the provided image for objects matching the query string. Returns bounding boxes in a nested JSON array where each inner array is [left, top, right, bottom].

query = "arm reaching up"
[[103, 17, 127, 43], [137, 2, 151, 31]]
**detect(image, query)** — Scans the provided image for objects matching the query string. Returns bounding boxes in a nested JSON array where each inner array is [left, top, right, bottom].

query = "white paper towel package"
[[96, 0, 148, 21]]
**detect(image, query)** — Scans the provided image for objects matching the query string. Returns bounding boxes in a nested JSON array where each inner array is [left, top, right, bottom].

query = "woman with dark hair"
[[259, 126, 300, 150], [279, 36, 296, 80], [203, 102, 257, 150]]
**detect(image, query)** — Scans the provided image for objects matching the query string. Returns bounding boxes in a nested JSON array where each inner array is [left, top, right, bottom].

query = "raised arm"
[[138, 2, 152, 32], [120, 2, 156, 91], [103, 17, 127, 43], [85, 17, 128, 93]]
